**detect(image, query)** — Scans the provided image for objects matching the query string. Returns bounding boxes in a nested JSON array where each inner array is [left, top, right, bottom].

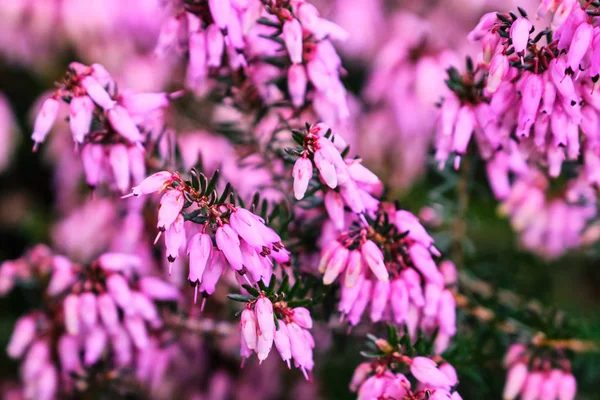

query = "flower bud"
[[288, 64, 307, 108], [84, 327, 107, 366], [510, 18, 532, 54], [81, 76, 116, 110], [69, 95, 94, 143], [361, 240, 388, 282], [7, 315, 36, 358], [215, 225, 244, 270], [292, 156, 313, 200]]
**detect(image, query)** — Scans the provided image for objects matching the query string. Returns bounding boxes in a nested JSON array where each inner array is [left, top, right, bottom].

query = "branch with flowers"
[[1, 0, 600, 399]]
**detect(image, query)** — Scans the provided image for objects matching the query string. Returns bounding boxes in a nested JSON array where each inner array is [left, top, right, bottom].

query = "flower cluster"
[[291, 123, 381, 217], [321, 206, 457, 353], [239, 294, 314, 379], [156, 0, 349, 124], [362, 12, 458, 189], [498, 171, 597, 258], [434, 1, 600, 257], [31, 62, 180, 192], [287, 124, 456, 352], [503, 343, 577, 400], [1, 247, 179, 398], [124, 169, 290, 303], [350, 333, 462, 400]]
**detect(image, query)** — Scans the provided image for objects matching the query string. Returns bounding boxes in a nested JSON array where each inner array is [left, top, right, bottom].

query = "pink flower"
[[452, 106, 475, 157], [240, 308, 258, 350], [409, 244, 444, 286], [109, 144, 131, 193], [84, 327, 107, 366], [120, 92, 170, 115], [323, 245, 349, 285], [187, 233, 213, 285], [274, 320, 292, 367], [517, 73, 543, 137], [7, 315, 36, 358], [390, 278, 409, 324], [567, 22, 592, 72], [165, 215, 186, 262], [97, 253, 141, 272], [81, 144, 105, 188], [438, 289, 456, 335], [107, 106, 144, 143], [58, 335, 81, 373], [348, 279, 372, 326], [503, 363, 528, 400], [287, 321, 313, 378], [127, 171, 172, 197], [370, 279, 390, 322], [361, 240, 388, 282], [521, 371, 543, 400], [288, 64, 307, 108], [199, 250, 226, 295], [208, 0, 231, 30], [98, 293, 120, 333], [487, 54, 509, 93], [357, 375, 386, 400], [139, 276, 180, 301], [292, 307, 313, 329], [439, 261, 457, 286], [283, 19, 303, 64], [510, 18, 532, 54], [558, 373, 577, 400], [81, 76, 116, 110], [215, 224, 244, 271], [401, 268, 425, 308], [293, 156, 313, 200], [69, 95, 94, 143], [187, 31, 208, 87], [79, 292, 98, 329], [206, 24, 225, 67], [344, 249, 364, 288], [32, 97, 59, 145], [229, 208, 268, 251], [349, 362, 373, 392], [124, 315, 149, 349], [157, 190, 184, 231], [410, 356, 452, 387], [255, 296, 275, 362], [106, 274, 132, 311], [64, 294, 79, 335]]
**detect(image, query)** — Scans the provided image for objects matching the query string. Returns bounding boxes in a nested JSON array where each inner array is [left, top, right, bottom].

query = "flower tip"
[[169, 89, 186, 99]]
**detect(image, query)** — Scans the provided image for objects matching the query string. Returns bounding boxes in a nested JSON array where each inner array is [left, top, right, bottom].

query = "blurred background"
[[1, 0, 600, 398]]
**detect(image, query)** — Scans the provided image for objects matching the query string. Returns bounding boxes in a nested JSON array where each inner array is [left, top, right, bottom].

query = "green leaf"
[[387, 324, 399, 346], [206, 170, 220, 195], [287, 298, 312, 308], [227, 293, 253, 302], [257, 279, 267, 292], [267, 274, 277, 295], [217, 183, 233, 204], [279, 273, 289, 294], [242, 285, 260, 297], [360, 351, 384, 359], [256, 17, 281, 28]]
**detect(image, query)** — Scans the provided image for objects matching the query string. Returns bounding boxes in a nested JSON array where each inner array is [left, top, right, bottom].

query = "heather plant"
[[0, 0, 599, 399]]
